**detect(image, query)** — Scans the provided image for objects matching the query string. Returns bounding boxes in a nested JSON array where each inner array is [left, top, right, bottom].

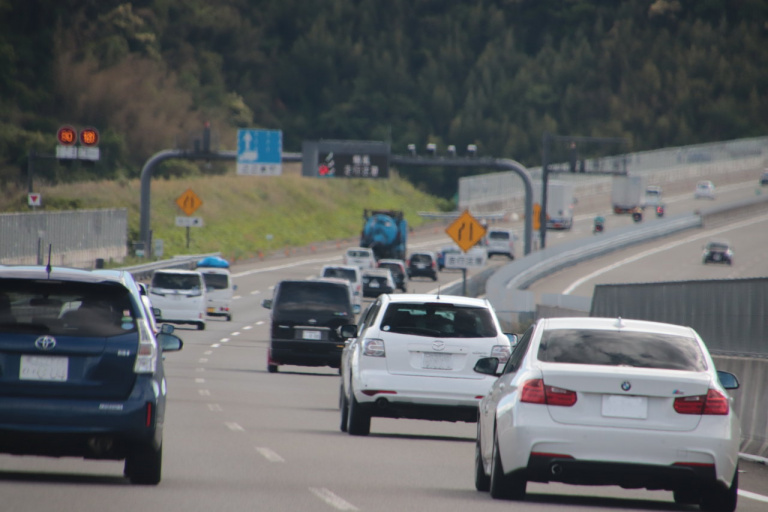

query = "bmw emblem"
[[432, 340, 445, 351], [34, 335, 57, 351], [621, 381, 631, 392]]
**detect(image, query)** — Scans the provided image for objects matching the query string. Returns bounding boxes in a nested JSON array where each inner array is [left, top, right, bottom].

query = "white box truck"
[[611, 175, 647, 213], [533, 180, 575, 230]]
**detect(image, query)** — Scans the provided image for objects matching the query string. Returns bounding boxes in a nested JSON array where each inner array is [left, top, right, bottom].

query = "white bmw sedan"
[[339, 294, 512, 436], [473, 317, 740, 512]]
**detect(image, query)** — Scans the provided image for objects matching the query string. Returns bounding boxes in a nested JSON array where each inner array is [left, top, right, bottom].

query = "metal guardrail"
[[120, 252, 222, 281]]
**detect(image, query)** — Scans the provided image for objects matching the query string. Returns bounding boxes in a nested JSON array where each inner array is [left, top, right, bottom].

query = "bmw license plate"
[[422, 352, 452, 370], [601, 395, 647, 419], [20, 355, 68, 382], [302, 330, 322, 340]]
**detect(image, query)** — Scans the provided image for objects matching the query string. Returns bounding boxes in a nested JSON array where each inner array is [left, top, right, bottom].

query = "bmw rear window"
[[537, 329, 707, 371], [0, 279, 138, 337]]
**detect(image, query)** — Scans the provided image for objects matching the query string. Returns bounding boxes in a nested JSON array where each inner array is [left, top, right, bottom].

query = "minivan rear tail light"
[[363, 338, 385, 357], [674, 389, 729, 415], [490, 345, 510, 364], [133, 319, 158, 374], [520, 379, 577, 406]]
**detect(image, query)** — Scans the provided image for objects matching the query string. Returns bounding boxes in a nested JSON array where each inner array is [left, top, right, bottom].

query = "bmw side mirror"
[[473, 357, 500, 376], [717, 371, 739, 390]]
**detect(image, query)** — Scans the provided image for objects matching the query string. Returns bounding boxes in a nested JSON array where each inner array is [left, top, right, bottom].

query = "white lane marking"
[[220, 338, 230, 343], [199, 358, 209, 363], [309, 488, 358, 511], [207, 403, 222, 412], [204, 351, 213, 355], [195, 367, 206, 372], [231, 332, 240, 336], [242, 325, 252, 330], [562, 213, 768, 295], [255, 447, 285, 462], [255, 320, 265, 326], [212, 343, 221, 348], [250, 290, 260, 295], [225, 422, 244, 432], [198, 389, 210, 396], [195, 378, 205, 384], [232, 256, 343, 278], [739, 489, 768, 503]]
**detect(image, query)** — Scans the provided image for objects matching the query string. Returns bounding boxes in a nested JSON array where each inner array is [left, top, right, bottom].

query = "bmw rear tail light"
[[133, 319, 159, 374], [362, 338, 385, 357], [674, 389, 729, 415], [520, 379, 577, 406], [490, 345, 510, 365]]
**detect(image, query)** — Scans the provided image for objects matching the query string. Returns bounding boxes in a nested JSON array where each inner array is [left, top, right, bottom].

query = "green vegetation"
[[1, 0, 767, 200], [1, 165, 448, 260]]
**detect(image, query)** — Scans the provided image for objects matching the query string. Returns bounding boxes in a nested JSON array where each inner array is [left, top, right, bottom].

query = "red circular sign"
[[80, 127, 99, 146], [57, 126, 77, 146]]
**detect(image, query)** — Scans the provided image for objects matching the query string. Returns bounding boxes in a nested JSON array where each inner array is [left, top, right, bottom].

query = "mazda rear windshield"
[[537, 329, 707, 371], [381, 303, 497, 338]]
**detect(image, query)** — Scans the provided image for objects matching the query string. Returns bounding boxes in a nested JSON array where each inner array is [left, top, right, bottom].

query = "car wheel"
[[339, 385, 349, 433], [267, 364, 278, 373], [489, 434, 526, 500], [431, 274, 438, 281], [197, 322, 205, 331], [347, 389, 370, 436], [125, 443, 162, 485], [226, 314, 232, 321], [474, 435, 491, 492], [700, 469, 737, 512]]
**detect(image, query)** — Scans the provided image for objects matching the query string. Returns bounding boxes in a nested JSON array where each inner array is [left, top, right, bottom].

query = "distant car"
[[694, 180, 716, 199], [437, 245, 462, 271], [473, 317, 740, 510], [702, 240, 733, 265], [340, 294, 512, 436], [343, 247, 376, 270], [261, 279, 357, 373], [406, 251, 438, 281], [376, 259, 407, 291], [361, 268, 396, 298], [485, 228, 515, 259], [149, 269, 207, 330], [760, 170, 768, 186], [0, 265, 184, 485], [321, 264, 363, 308]]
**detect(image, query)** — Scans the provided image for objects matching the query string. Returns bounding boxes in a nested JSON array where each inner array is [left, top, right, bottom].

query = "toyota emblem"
[[34, 335, 57, 351], [621, 381, 632, 392], [432, 340, 445, 351]]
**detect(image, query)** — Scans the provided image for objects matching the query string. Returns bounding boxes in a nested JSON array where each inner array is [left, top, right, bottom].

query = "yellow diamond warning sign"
[[176, 188, 203, 216], [445, 210, 487, 252]]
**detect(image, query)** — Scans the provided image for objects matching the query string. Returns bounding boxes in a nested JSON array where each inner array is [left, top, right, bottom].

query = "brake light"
[[490, 345, 510, 364], [133, 319, 158, 374], [674, 389, 729, 415], [363, 338, 385, 357], [520, 379, 577, 406]]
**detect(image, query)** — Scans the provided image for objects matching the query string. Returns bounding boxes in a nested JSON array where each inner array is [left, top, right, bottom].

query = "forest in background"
[[1, 0, 767, 201]]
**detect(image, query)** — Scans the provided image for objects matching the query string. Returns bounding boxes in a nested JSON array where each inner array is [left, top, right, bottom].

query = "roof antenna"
[[46, 244, 52, 277]]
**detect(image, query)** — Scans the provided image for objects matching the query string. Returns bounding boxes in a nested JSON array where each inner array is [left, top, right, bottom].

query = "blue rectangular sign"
[[237, 129, 282, 175]]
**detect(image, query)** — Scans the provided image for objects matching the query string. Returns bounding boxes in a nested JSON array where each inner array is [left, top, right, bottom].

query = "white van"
[[343, 247, 376, 270], [149, 269, 207, 330], [485, 228, 516, 259], [197, 256, 236, 321]]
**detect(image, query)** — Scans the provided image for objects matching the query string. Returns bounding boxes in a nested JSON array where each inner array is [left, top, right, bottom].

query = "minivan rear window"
[[489, 231, 510, 240], [323, 268, 357, 282], [201, 273, 229, 290], [0, 280, 137, 337], [276, 282, 351, 313], [152, 273, 202, 291], [537, 329, 706, 371]]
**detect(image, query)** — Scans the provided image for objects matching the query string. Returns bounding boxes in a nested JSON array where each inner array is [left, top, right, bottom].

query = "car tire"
[[339, 385, 349, 433], [673, 486, 700, 505], [267, 364, 278, 373], [197, 322, 205, 331], [700, 469, 738, 512], [125, 443, 162, 485], [226, 314, 232, 321], [347, 389, 370, 436], [474, 437, 491, 492], [489, 434, 526, 500]]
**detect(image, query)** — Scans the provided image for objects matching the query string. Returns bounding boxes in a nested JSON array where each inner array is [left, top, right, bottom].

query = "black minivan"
[[261, 280, 357, 373]]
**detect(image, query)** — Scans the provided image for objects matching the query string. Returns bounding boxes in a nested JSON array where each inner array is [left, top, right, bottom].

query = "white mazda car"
[[339, 294, 512, 436], [473, 317, 740, 512]]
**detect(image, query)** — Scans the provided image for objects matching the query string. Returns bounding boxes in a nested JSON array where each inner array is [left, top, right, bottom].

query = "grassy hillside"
[[2, 165, 449, 262]]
